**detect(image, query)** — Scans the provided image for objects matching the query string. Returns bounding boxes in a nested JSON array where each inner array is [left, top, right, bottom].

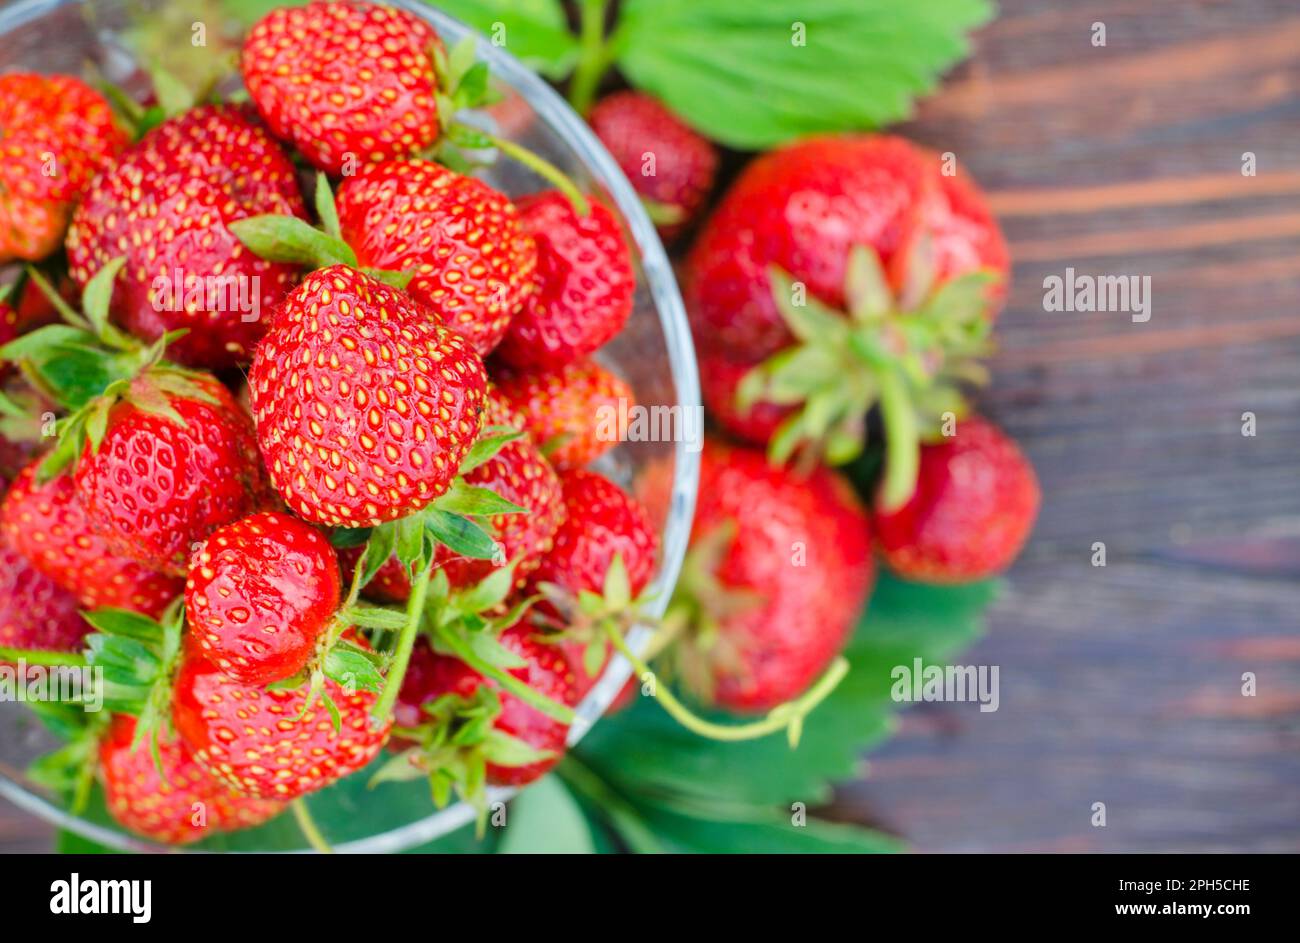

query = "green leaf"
[[423, 508, 501, 561], [629, 797, 903, 853], [613, 0, 994, 149], [82, 256, 126, 341], [228, 215, 358, 269], [81, 608, 164, 645], [435, 479, 528, 518], [149, 64, 195, 117], [324, 647, 385, 694], [498, 775, 596, 854], [431, 0, 581, 79], [314, 173, 342, 240], [453, 561, 517, 614], [458, 426, 525, 475]]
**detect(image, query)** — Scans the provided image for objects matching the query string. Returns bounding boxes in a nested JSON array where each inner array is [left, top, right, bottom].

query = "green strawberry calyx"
[[737, 241, 1000, 510]]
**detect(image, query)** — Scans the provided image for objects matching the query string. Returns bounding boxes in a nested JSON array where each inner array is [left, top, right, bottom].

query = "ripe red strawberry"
[[249, 265, 488, 528], [241, 0, 442, 176], [66, 104, 307, 368], [1, 461, 182, 617], [173, 645, 391, 800], [686, 134, 1007, 364], [588, 91, 718, 240], [336, 160, 537, 356], [494, 192, 635, 370], [0, 73, 126, 262], [528, 470, 659, 699], [185, 511, 341, 684], [73, 373, 269, 576], [100, 714, 283, 845], [528, 469, 658, 617], [874, 416, 1039, 581], [337, 395, 564, 600], [0, 538, 88, 656], [697, 350, 789, 447], [395, 625, 577, 788], [671, 439, 873, 713], [493, 357, 634, 470]]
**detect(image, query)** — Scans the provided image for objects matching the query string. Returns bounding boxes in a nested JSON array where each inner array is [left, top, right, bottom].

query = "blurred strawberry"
[[589, 91, 718, 240], [0, 537, 88, 657]]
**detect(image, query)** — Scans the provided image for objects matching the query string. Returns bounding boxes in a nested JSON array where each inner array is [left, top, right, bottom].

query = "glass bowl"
[[0, 0, 699, 852]]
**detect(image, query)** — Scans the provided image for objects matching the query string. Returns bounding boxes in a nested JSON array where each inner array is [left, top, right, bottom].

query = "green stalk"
[[603, 626, 847, 743], [876, 368, 921, 512], [436, 626, 576, 725], [292, 799, 334, 854], [568, 0, 612, 116], [370, 555, 435, 726], [0, 647, 88, 667], [484, 133, 590, 216]]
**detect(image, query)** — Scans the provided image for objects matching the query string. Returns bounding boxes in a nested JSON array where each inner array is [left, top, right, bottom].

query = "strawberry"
[[697, 350, 788, 447], [0, 537, 88, 656], [873, 415, 1039, 581], [686, 134, 1006, 363], [392, 624, 578, 790], [100, 714, 283, 845], [588, 91, 718, 240], [669, 439, 873, 713], [528, 469, 658, 619], [185, 511, 341, 684], [335, 160, 537, 357], [336, 395, 564, 600], [1, 460, 182, 617], [493, 191, 635, 370], [72, 372, 269, 576], [684, 135, 1009, 493], [66, 104, 307, 368], [241, 0, 443, 176], [0, 73, 126, 262], [434, 395, 563, 588], [493, 357, 634, 470], [249, 264, 488, 528], [173, 644, 391, 800]]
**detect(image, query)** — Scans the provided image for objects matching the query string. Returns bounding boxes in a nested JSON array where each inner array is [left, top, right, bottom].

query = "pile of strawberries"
[[0, 0, 1042, 851], [0, 0, 664, 846]]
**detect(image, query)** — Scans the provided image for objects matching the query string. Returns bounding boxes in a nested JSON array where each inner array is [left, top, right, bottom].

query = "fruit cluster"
[[0, 0, 677, 847]]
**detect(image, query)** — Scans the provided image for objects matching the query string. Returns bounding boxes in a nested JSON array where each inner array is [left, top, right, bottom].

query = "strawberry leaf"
[[423, 508, 499, 561], [435, 479, 528, 517], [431, 0, 581, 79], [458, 426, 525, 475], [324, 647, 385, 694], [229, 215, 358, 269], [612, 0, 994, 150], [314, 173, 342, 240]]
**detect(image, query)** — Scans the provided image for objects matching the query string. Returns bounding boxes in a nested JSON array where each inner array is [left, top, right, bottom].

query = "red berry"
[[395, 626, 577, 787], [73, 374, 269, 576], [685, 134, 1008, 365], [100, 715, 283, 845], [528, 469, 658, 612], [874, 416, 1039, 581], [173, 646, 390, 800], [185, 511, 341, 685], [493, 357, 634, 470], [1, 461, 182, 617], [0, 538, 87, 656], [250, 265, 488, 528], [336, 160, 537, 356], [66, 104, 307, 368], [494, 192, 634, 370], [241, 0, 442, 175], [0, 73, 126, 262], [589, 91, 718, 240], [677, 440, 874, 712]]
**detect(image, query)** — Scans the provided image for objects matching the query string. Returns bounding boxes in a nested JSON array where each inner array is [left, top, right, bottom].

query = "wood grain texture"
[[835, 0, 1300, 852]]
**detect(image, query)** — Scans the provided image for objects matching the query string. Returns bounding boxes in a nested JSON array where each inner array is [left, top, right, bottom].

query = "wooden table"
[[833, 0, 1300, 852], [3, 0, 1298, 853]]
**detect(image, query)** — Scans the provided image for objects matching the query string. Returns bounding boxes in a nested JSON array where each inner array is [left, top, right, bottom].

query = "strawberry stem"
[[603, 625, 848, 743], [370, 555, 435, 727], [876, 368, 921, 511], [0, 646, 88, 667], [435, 624, 577, 725], [291, 798, 334, 854], [483, 133, 590, 216], [568, 0, 613, 116]]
